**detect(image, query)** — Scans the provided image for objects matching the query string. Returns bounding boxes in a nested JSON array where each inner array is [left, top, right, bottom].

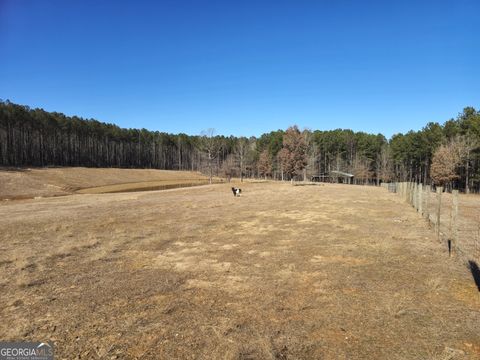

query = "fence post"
[[410, 182, 414, 206], [413, 183, 418, 210], [418, 184, 423, 215], [406, 182, 410, 204], [415, 183, 419, 210], [451, 190, 459, 256], [405, 182, 408, 200], [411, 183, 414, 207], [424, 185, 430, 222], [411, 182, 414, 206], [405, 182, 410, 204], [436, 187, 443, 242]]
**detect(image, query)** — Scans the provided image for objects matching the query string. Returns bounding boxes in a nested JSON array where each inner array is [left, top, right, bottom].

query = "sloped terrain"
[[0, 167, 210, 199]]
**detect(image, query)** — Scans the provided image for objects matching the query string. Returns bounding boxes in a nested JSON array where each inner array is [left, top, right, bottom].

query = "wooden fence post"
[[418, 184, 423, 215], [413, 183, 418, 210], [436, 187, 443, 242], [406, 182, 410, 203], [414, 183, 418, 210], [450, 190, 459, 256], [407, 182, 410, 203], [424, 185, 430, 222], [411, 183, 414, 207], [411, 182, 414, 206], [406, 182, 410, 204]]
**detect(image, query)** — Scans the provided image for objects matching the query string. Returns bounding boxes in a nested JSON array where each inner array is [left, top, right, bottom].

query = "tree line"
[[0, 100, 479, 191], [389, 107, 480, 192]]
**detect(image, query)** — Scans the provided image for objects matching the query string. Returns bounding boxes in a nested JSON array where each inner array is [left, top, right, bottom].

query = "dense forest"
[[0, 100, 479, 191]]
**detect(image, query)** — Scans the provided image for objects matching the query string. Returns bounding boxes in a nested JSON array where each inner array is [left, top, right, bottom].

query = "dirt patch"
[[0, 182, 479, 359]]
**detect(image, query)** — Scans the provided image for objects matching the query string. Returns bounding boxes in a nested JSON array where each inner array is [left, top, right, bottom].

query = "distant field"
[[0, 167, 212, 199], [0, 181, 479, 359]]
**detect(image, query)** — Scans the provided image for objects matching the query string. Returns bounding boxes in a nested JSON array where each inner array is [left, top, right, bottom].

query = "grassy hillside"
[[0, 167, 211, 199]]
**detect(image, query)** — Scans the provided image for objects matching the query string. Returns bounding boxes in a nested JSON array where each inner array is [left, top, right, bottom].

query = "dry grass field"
[[0, 167, 211, 199], [1, 172, 479, 359]]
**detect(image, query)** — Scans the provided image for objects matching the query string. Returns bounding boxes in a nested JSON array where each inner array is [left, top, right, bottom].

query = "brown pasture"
[[0, 173, 479, 359]]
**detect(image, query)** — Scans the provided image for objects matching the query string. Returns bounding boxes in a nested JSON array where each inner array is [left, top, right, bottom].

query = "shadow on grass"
[[468, 261, 480, 292]]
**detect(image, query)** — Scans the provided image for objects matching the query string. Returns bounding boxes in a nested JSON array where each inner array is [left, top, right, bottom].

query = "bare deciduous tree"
[[221, 153, 236, 182], [235, 137, 249, 182], [352, 154, 372, 184], [199, 129, 222, 184], [377, 144, 393, 184]]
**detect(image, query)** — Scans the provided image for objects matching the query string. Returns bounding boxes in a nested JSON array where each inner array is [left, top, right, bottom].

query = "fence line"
[[382, 182, 480, 265]]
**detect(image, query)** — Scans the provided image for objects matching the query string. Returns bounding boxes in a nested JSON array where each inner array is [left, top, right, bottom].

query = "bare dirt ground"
[[1, 181, 479, 359], [0, 167, 210, 199]]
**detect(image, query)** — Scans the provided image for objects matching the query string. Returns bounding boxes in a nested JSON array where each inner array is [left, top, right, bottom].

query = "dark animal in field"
[[232, 187, 242, 197]]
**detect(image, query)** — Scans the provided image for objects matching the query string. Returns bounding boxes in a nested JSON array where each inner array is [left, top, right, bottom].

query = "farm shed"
[[330, 170, 354, 184]]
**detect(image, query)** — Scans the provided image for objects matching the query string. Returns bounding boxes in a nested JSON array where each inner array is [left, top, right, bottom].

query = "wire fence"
[[382, 182, 480, 266]]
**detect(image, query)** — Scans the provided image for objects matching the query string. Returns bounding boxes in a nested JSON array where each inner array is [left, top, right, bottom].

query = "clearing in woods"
[[0, 179, 479, 359]]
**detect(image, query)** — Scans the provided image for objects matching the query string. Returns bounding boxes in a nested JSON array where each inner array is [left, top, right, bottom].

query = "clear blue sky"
[[0, 0, 478, 139]]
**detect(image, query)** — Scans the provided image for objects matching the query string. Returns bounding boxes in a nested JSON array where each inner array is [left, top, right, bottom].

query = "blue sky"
[[0, 0, 478, 139]]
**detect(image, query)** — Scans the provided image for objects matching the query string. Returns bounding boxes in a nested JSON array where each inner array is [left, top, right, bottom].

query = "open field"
[[0, 167, 212, 200], [1, 181, 480, 359]]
